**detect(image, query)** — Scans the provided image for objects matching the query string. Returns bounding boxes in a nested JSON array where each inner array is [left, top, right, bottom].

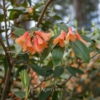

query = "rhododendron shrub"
[[0, 0, 100, 100]]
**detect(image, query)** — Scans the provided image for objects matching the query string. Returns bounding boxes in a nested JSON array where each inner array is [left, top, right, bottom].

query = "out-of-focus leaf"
[[8, 7, 25, 12], [66, 66, 84, 77], [22, 53, 29, 61], [14, 43, 22, 56], [27, 0, 32, 6], [53, 66, 64, 77], [39, 87, 52, 100], [52, 91, 58, 100], [70, 40, 90, 63], [48, 12, 56, 17], [14, 91, 25, 98], [81, 34, 94, 44], [30, 63, 46, 76], [55, 23, 68, 31], [52, 46, 64, 66], [30, 27, 39, 32], [14, 29, 26, 36]]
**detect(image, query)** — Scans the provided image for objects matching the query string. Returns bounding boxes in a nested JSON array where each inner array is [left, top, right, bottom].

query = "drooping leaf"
[[70, 40, 90, 63], [53, 66, 64, 77], [30, 63, 46, 76], [52, 46, 64, 66], [66, 66, 84, 77], [81, 34, 94, 44], [14, 91, 25, 98], [14, 43, 22, 56]]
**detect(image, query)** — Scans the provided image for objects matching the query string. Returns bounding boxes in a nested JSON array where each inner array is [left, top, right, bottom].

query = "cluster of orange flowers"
[[15, 31, 51, 54], [53, 27, 87, 47], [15, 27, 87, 54]]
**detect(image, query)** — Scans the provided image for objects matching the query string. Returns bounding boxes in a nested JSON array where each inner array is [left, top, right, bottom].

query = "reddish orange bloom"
[[66, 27, 76, 42], [35, 31, 51, 41], [15, 31, 29, 47], [75, 33, 88, 45], [53, 31, 66, 47], [27, 46, 36, 54], [33, 37, 44, 53]]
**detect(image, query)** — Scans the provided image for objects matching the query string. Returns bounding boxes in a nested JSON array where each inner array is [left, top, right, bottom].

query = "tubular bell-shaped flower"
[[15, 31, 29, 46], [53, 31, 66, 47], [75, 33, 88, 45], [35, 31, 51, 41], [33, 37, 43, 53], [66, 27, 76, 42]]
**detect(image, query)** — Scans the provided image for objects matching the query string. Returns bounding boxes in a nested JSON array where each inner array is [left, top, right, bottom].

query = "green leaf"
[[53, 66, 64, 77], [30, 27, 39, 32], [20, 70, 29, 88], [52, 46, 64, 66], [70, 40, 90, 63], [30, 63, 46, 76], [40, 37, 55, 61], [22, 53, 29, 61], [14, 65, 27, 79], [96, 48, 100, 53], [56, 23, 68, 31], [52, 91, 58, 100], [14, 91, 25, 98], [48, 12, 56, 17], [39, 87, 52, 100], [81, 35, 94, 44], [66, 66, 84, 77], [8, 7, 25, 12], [14, 43, 22, 56], [14, 29, 26, 36], [3, 57, 8, 73]]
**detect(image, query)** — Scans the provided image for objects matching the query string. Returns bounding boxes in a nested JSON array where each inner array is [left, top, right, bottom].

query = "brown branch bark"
[[3, 0, 10, 50], [36, 0, 53, 27], [0, 0, 13, 100], [0, 36, 13, 100]]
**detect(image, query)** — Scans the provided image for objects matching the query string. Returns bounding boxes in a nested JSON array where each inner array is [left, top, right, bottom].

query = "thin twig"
[[36, 0, 53, 27], [3, 0, 10, 50]]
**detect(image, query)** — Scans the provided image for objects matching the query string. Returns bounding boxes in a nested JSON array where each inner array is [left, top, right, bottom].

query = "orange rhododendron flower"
[[33, 37, 44, 53], [66, 27, 76, 42], [15, 30, 50, 54], [75, 33, 88, 45], [27, 46, 36, 54], [53, 31, 66, 47], [35, 31, 51, 41], [15, 31, 29, 47]]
